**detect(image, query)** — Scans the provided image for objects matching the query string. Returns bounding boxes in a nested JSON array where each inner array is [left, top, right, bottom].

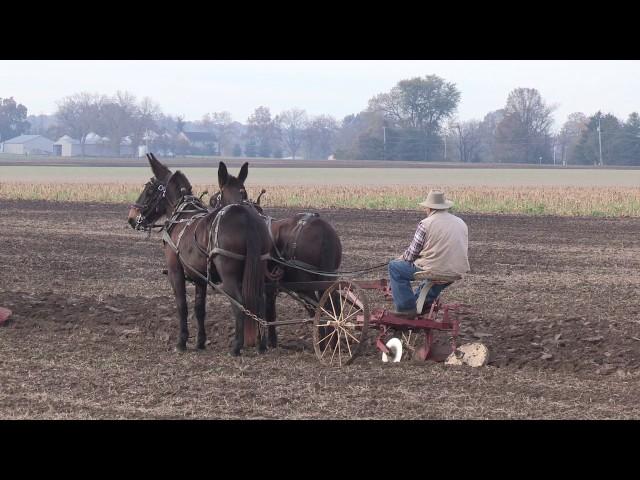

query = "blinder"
[[130, 176, 172, 230]]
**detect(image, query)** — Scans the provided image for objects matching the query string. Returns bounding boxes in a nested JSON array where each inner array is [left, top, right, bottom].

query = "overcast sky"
[[2, 60, 638, 130]]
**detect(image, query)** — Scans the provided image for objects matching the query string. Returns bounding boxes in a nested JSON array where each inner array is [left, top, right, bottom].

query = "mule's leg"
[[167, 264, 189, 352], [214, 257, 246, 356], [226, 282, 245, 356], [226, 283, 266, 355], [194, 281, 207, 350], [266, 290, 277, 349], [222, 283, 245, 357]]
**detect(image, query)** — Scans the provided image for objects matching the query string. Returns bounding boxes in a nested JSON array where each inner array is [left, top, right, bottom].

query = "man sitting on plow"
[[388, 190, 470, 317]]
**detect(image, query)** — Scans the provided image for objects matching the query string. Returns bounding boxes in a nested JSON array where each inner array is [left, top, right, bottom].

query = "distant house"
[[177, 131, 219, 155], [1, 134, 55, 155], [138, 131, 175, 157]]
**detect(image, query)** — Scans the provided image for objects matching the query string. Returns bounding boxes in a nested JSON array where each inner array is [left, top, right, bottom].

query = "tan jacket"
[[413, 210, 470, 276]]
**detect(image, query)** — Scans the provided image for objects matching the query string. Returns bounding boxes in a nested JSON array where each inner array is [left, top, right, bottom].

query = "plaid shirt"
[[402, 221, 428, 262]]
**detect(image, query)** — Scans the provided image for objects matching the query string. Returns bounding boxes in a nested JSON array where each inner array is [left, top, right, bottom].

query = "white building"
[[54, 133, 135, 157], [2, 134, 55, 155], [54, 135, 81, 156]]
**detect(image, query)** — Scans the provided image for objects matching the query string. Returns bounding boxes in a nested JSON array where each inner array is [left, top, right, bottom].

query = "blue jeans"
[[388, 259, 450, 312]]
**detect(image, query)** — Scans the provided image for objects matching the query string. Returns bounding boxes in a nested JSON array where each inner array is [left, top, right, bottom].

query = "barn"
[[1, 134, 55, 155]]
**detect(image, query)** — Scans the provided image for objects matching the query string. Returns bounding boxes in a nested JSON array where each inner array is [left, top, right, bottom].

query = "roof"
[[55, 135, 80, 145], [55, 133, 132, 146], [3, 134, 52, 144], [84, 132, 110, 145], [181, 131, 217, 143]]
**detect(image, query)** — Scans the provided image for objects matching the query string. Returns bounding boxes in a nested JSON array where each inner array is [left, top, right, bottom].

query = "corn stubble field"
[[2, 182, 640, 216], [1, 161, 640, 419]]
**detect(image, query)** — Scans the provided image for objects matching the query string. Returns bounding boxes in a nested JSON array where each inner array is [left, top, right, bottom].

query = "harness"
[[162, 199, 270, 273], [161, 195, 210, 253], [276, 213, 321, 271]]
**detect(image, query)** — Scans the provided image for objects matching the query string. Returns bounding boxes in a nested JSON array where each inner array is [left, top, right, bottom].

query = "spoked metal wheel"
[[399, 329, 423, 360], [313, 281, 369, 366]]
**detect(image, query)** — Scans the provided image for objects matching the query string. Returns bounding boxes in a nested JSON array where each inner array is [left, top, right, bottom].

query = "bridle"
[[130, 174, 174, 231], [210, 184, 249, 211]]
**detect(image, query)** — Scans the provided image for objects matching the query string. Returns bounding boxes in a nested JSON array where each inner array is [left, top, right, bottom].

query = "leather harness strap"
[[284, 213, 319, 261], [163, 200, 270, 262]]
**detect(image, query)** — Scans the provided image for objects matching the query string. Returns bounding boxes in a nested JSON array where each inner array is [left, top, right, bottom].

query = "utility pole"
[[383, 126, 386, 161], [553, 142, 556, 166], [443, 132, 447, 161], [597, 116, 603, 166]]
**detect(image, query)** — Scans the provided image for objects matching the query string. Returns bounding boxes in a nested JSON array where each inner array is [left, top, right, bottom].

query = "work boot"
[[390, 308, 417, 318]]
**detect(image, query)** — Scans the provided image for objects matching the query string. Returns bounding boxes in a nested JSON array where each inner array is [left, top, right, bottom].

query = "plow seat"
[[413, 271, 462, 314]]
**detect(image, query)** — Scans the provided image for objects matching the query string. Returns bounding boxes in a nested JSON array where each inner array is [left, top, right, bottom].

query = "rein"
[[211, 188, 391, 278]]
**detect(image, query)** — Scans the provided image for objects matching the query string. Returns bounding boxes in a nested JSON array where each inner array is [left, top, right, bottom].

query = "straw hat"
[[418, 190, 454, 209]]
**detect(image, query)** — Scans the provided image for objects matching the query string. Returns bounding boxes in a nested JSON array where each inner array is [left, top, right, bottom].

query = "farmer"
[[388, 190, 470, 317]]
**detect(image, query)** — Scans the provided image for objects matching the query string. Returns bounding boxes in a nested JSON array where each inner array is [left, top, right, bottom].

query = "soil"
[[1, 199, 640, 419]]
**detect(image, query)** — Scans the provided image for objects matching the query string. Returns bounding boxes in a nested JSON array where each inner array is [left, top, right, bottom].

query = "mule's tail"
[[242, 214, 265, 347]]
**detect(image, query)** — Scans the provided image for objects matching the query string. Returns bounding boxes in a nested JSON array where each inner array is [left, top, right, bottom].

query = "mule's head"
[[127, 153, 193, 230], [212, 161, 249, 208]]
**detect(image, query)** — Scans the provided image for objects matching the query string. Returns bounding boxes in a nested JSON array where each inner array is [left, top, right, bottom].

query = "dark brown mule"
[[128, 154, 271, 355], [212, 162, 342, 348]]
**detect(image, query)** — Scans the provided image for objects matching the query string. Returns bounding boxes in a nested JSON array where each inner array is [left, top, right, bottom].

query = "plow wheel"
[[380, 330, 422, 362], [313, 281, 369, 366]]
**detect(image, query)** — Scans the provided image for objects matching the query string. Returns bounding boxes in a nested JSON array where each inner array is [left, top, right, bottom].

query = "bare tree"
[[303, 114, 339, 159], [558, 112, 588, 165], [124, 97, 161, 157], [55, 92, 106, 155], [202, 111, 234, 156], [97, 91, 139, 155], [276, 108, 308, 159], [452, 120, 482, 163]]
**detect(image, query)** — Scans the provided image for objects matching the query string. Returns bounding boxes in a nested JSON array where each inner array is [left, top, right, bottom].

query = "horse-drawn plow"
[[259, 277, 472, 367]]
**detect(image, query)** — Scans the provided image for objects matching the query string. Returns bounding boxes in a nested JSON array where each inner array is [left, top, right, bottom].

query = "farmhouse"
[[177, 131, 219, 155], [1, 134, 55, 155]]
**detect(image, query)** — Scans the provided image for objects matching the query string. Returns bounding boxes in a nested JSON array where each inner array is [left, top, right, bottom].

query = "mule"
[[127, 154, 271, 355], [212, 161, 342, 348]]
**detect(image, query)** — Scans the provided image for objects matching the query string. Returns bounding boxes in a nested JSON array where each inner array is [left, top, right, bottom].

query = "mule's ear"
[[148, 153, 171, 180], [238, 162, 249, 183], [218, 162, 228, 189]]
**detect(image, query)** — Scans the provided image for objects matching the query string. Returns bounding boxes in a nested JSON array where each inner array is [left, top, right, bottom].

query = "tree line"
[[2, 74, 639, 164]]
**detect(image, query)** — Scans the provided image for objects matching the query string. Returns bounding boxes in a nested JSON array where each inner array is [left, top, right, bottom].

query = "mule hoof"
[[197, 342, 206, 350], [176, 342, 187, 352]]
